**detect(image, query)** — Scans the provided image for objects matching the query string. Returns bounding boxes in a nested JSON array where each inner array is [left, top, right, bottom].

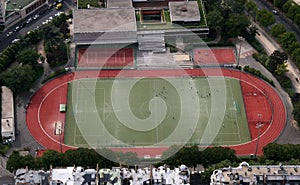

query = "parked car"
[[272, 9, 278, 15], [6, 31, 13, 37], [26, 18, 32, 24], [56, 3, 63, 10], [33, 14, 39, 20], [13, 26, 20, 32], [19, 23, 25, 28], [12, 39, 20, 44]]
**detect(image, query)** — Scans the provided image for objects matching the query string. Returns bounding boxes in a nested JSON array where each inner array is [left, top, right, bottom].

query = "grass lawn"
[[64, 77, 250, 148]]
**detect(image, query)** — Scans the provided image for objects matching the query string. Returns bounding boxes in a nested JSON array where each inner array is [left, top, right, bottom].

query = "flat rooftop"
[[214, 162, 300, 183], [107, 0, 132, 8], [5, 0, 34, 12], [2, 86, 13, 118], [74, 8, 137, 33], [169, 1, 201, 22], [1, 118, 13, 133]]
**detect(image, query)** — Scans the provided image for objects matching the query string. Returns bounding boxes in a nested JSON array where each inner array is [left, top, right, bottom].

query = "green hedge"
[[243, 65, 274, 86]]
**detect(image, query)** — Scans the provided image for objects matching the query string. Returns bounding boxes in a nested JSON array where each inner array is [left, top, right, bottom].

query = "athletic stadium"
[[26, 0, 286, 159]]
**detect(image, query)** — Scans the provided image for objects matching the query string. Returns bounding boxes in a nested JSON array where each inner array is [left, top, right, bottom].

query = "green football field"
[[64, 77, 250, 148]]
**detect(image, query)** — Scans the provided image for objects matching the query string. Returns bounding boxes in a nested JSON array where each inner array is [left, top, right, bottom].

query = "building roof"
[[169, 1, 201, 22], [74, 8, 137, 33], [211, 162, 300, 184], [1, 118, 13, 134], [5, 0, 34, 12], [106, 0, 133, 8], [1, 86, 13, 118], [1, 86, 14, 137]]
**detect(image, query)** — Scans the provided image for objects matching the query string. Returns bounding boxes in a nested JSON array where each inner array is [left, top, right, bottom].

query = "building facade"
[[0, 0, 5, 30], [15, 165, 190, 185], [210, 162, 300, 185]]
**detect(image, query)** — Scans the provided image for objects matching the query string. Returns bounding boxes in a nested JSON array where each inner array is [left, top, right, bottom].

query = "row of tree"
[[269, 0, 300, 28], [6, 148, 138, 172], [270, 23, 300, 68], [246, 0, 300, 69]]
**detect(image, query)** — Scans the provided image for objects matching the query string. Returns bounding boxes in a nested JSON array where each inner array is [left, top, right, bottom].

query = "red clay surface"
[[193, 48, 236, 65], [77, 48, 134, 68], [26, 69, 286, 157]]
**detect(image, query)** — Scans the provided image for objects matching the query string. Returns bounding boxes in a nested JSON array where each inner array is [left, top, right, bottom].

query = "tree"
[[275, 63, 288, 76], [224, 14, 250, 37], [283, 1, 292, 13], [6, 151, 23, 172], [267, 50, 288, 73], [245, 0, 257, 16], [248, 24, 259, 37], [295, 13, 300, 27], [0, 64, 38, 93], [16, 48, 39, 66], [287, 4, 300, 21], [162, 146, 201, 168], [40, 150, 63, 170], [292, 48, 300, 67], [274, 0, 289, 9], [207, 9, 225, 30], [202, 147, 237, 167], [223, 0, 246, 14], [279, 32, 297, 50], [63, 148, 99, 168], [256, 9, 276, 27], [115, 151, 139, 166], [287, 41, 300, 54], [270, 24, 286, 38]]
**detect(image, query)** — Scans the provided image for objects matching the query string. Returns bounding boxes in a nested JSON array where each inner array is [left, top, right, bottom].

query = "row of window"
[[25, 0, 47, 15]]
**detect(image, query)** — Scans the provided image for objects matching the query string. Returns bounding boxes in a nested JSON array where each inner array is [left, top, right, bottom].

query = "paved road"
[[0, 0, 74, 53], [253, 0, 300, 42]]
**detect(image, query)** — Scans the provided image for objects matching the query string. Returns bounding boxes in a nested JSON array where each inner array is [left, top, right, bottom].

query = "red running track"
[[26, 68, 286, 157], [240, 81, 272, 140]]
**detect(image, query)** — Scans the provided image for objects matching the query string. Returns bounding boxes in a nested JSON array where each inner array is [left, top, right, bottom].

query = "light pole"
[[237, 36, 245, 67], [254, 114, 263, 157], [58, 127, 62, 153]]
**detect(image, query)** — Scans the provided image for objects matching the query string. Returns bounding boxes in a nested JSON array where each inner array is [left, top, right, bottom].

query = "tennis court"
[[193, 48, 236, 65], [64, 77, 250, 148], [76, 44, 136, 69]]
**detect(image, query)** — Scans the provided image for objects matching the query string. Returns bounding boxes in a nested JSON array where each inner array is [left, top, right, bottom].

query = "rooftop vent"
[[180, 6, 187, 12]]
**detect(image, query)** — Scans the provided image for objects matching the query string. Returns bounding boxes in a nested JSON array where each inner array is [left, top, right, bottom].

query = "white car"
[[26, 18, 32, 24], [6, 31, 13, 37], [54, 12, 63, 17], [42, 20, 50, 25], [272, 9, 278, 15], [33, 14, 39, 20], [12, 39, 20, 44]]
